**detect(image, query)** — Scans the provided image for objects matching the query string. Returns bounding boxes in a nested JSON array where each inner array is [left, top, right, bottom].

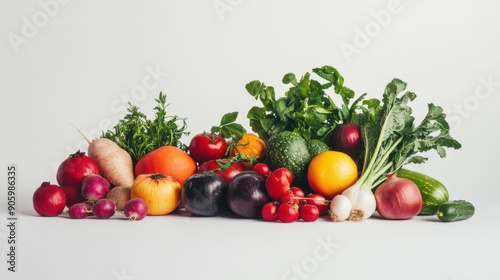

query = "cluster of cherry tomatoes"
[[261, 167, 329, 223]]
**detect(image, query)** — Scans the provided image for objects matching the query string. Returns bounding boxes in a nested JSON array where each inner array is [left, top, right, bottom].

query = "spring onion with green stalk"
[[331, 78, 462, 221]]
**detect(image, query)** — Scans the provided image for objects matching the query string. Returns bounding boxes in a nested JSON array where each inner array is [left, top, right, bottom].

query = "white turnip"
[[72, 125, 134, 189]]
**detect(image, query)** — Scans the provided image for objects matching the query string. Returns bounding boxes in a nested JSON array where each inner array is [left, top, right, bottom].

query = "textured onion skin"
[[375, 174, 422, 220]]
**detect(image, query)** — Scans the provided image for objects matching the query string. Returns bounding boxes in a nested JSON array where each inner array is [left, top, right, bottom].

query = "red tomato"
[[299, 204, 320, 222], [265, 167, 293, 201], [278, 203, 299, 223], [252, 163, 271, 177], [198, 159, 244, 184], [261, 202, 279, 222], [189, 133, 228, 164]]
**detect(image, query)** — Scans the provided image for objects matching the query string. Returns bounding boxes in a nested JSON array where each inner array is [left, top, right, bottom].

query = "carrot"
[[72, 125, 135, 189]]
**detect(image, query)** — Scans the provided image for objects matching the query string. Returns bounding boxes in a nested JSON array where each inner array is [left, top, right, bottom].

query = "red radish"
[[280, 192, 299, 205], [123, 198, 148, 221], [33, 182, 67, 216], [56, 151, 100, 187], [68, 203, 91, 219], [331, 120, 364, 161], [281, 187, 305, 205], [290, 187, 305, 200], [374, 173, 423, 220], [81, 174, 110, 201], [306, 193, 329, 216], [92, 199, 116, 219]]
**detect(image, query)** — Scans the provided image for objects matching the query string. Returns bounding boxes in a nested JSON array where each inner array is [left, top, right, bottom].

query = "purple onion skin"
[[68, 203, 91, 219], [93, 199, 116, 219], [331, 121, 364, 161], [81, 174, 111, 202], [124, 198, 148, 221]]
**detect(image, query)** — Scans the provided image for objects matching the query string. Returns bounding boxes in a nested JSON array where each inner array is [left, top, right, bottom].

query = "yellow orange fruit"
[[307, 151, 358, 199]]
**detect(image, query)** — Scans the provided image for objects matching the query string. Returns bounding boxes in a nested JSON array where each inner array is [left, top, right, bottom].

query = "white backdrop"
[[1, 1, 500, 279]]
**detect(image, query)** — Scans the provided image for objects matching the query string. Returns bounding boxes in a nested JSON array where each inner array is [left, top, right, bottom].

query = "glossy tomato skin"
[[189, 133, 228, 164], [198, 159, 244, 184], [253, 163, 271, 177], [261, 202, 279, 221], [278, 203, 299, 223], [299, 204, 320, 222], [265, 167, 293, 201]]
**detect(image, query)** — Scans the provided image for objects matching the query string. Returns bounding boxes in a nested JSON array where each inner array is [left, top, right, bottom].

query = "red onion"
[[330, 120, 364, 161], [81, 174, 110, 201], [374, 173, 422, 219]]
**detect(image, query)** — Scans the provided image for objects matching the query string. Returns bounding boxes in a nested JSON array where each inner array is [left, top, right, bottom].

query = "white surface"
[[1, 1, 499, 279]]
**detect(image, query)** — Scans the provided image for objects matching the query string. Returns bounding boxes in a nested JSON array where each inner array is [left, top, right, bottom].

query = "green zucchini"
[[396, 169, 449, 215], [437, 200, 475, 222]]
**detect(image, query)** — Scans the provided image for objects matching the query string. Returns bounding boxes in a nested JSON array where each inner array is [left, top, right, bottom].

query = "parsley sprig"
[[102, 92, 189, 164]]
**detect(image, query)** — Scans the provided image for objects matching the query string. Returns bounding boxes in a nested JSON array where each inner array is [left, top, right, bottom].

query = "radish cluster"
[[66, 172, 147, 220], [66, 197, 148, 221]]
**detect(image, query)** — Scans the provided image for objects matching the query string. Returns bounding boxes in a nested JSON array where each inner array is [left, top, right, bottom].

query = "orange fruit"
[[134, 146, 197, 185], [307, 151, 358, 199]]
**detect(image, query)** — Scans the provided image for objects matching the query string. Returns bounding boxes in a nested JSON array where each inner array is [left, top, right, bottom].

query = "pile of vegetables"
[[32, 65, 475, 223]]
